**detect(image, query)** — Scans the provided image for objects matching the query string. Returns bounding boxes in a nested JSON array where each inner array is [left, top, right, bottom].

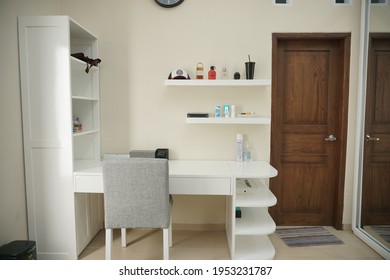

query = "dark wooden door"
[[270, 34, 350, 229], [362, 33, 390, 226]]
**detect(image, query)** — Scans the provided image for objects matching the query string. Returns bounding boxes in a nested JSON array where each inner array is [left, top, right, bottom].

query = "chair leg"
[[105, 228, 113, 260], [121, 228, 127, 247], [169, 216, 172, 247], [163, 228, 169, 260]]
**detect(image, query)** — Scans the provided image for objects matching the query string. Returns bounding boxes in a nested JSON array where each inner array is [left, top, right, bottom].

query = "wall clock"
[[155, 0, 184, 8]]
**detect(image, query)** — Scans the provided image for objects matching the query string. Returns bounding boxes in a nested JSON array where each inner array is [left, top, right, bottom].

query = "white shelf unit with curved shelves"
[[165, 77, 276, 259], [231, 177, 277, 260]]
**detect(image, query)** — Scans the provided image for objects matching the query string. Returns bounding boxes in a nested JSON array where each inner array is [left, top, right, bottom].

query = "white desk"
[[73, 160, 278, 259], [73, 160, 277, 194]]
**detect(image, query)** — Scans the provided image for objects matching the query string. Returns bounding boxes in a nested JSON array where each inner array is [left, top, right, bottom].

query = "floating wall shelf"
[[165, 79, 271, 87], [186, 117, 271, 125]]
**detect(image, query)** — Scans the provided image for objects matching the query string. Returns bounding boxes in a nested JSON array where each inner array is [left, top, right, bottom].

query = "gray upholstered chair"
[[103, 157, 172, 260]]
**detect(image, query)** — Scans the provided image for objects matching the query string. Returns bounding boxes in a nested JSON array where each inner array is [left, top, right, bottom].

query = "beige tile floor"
[[79, 226, 384, 260]]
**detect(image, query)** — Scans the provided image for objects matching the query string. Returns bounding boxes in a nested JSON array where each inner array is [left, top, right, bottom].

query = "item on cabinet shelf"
[[168, 69, 191, 79], [187, 113, 209, 118], [221, 67, 228, 80], [236, 133, 243, 162], [71, 53, 101, 73], [208, 66, 216, 80], [196, 62, 204, 79], [231, 105, 236, 118], [234, 72, 240, 80], [86, 58, 101, 73], [224, 104, 230, 118], [245, 55, 255, 80], [215, 106, 221, 118], [235, 207, 242, 218], [73, 116, 82, 133]]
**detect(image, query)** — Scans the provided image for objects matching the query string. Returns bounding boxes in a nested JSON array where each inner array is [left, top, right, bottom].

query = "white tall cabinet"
[[18, 16, 102, 260]]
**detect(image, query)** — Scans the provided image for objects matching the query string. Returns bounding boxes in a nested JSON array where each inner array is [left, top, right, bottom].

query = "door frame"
[[271, 33, 351, 229]]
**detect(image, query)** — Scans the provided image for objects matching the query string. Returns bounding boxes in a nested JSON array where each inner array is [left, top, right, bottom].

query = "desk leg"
[[169, 215, 172, 247], [226, 195, 235, 259]]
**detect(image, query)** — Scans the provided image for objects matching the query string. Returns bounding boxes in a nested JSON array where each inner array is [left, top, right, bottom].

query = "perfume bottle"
[[208, 66, 216, 80], [221, 67, 228, 79], [196, 62, 204, 79]]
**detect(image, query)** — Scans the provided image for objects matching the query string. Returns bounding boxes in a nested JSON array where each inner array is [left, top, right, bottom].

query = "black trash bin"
[[0, 240, 37, 260]]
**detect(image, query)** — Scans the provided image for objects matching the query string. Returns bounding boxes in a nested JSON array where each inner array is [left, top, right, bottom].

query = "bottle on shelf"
[[221, 67, 228, 79], [231, 105, 236, 118], [224, 104, 230, 118], [73, 116, 82, 133], [208, 66, 216, 80], [236, 133, 243, 162], [215, 105, 221, 118], [196, 62, 204, 79]]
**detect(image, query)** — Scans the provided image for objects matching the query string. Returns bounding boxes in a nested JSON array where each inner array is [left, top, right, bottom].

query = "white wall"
[[0, 0, 363, 244]]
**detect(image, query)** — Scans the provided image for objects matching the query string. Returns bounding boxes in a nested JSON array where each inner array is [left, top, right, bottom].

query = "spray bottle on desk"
[[244, 141, 252, 162], [236, 133, 243, 162]]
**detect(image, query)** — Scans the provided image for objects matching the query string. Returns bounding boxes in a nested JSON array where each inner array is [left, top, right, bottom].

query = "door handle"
[[325, 134, 337, 142], [366, 135, 380, 141]]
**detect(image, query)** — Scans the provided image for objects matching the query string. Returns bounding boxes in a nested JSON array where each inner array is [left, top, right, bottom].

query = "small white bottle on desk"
[[244, 141, 252, 162], [236, 133, 243, 162]]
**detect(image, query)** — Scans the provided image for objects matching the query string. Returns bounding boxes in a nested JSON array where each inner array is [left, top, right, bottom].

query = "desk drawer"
[[170, 177, 231, 195], [74, 175, 104, 193]]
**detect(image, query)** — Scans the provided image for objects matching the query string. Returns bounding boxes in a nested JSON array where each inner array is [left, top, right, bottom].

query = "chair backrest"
[[129, 150, 155, 158], [103, 158, 170, 229]]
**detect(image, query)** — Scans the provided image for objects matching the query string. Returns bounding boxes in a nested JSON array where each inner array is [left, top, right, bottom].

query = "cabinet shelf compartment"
[[72, 99, 99, 133], [71, 58, 99, 99], [186, 117, 271, 125], [73, 131, 100, 161], [165, 79, 271, 86], [235, 208, 276, 235], [234, 235, 275, 260]]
